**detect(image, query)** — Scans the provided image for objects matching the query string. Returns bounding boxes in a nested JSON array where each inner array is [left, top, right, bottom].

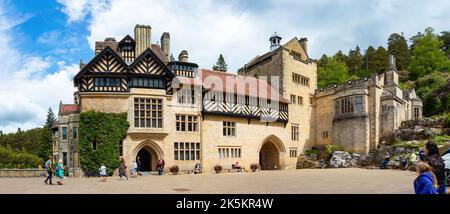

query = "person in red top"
[[157, 159, 165, 175]]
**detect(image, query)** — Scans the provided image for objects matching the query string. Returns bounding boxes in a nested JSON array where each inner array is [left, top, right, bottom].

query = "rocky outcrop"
[[296, 155, 320, 169]]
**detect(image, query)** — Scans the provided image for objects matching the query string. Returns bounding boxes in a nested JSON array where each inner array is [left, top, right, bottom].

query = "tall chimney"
[[134, 24, 152, 56], [161, 32, 170, 58], [388, 54, 396, 70], [299, 37, 308, 55], [178, 50, 188, 62]]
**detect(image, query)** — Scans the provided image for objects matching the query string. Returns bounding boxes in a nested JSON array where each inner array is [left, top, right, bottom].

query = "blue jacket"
[[414, 172, 438, 194]]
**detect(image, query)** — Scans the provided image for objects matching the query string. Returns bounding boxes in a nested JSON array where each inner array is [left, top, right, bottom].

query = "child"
[[413, 161, 438, 194], [56, 159, 64, 185], [99, 163, 107, 182]]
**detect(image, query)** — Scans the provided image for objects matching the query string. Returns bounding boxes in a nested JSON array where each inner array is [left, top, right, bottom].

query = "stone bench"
[[222, 165, 246, 173]]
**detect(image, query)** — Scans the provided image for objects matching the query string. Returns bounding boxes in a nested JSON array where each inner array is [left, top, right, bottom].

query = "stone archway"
[[133, 140, 163, 172], [258, 135, 285, 170]]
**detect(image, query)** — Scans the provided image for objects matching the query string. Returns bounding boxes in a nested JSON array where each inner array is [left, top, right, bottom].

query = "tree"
[[387, 33, 410, 70], [408, 27, 450, 80], [333, 50, 348, 63], [212, 54, 228, 72], [318, 54, 329, 67], [317, 58, 352, 88], [372, 46, 389, 74], [439, 31, 450, 59], [363, 46, 376, 74], [347, 45, 362, 75], [38, 107, 56, 160]]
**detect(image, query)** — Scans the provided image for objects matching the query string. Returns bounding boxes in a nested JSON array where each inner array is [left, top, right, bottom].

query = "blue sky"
[[1, 0, 450, 133]]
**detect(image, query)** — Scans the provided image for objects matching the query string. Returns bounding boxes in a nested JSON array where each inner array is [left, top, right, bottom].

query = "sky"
[[0, 0, 449, 133]]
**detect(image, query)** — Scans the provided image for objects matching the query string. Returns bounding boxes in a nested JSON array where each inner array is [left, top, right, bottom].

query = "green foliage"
[[0, 145, 43, 168], [38, 107, 56, 160], [372, 46, 389, 74], [414, 72, 450, 116], [363, 46, 377, 74], [304, 149, 320, 156], [317, 58, 353, 88], [387, 33, 410, 70], [392, 140, 425, 150], [79, 111, 129, 175], [212, 54, 228, 72], [443, 113, 450, 128], [0, 128, 44, 156], [347, 46, 362, 75], [433, 135, 450, 145], [408, 27, 450, 80], [440, 31, 450, 59]]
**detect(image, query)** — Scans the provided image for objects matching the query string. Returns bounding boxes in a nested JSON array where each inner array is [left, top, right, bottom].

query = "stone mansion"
[[52, 24, 422, 176]]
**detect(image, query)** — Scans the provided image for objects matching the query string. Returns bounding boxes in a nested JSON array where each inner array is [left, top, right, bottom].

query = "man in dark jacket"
[[423, 141, 446, 194]]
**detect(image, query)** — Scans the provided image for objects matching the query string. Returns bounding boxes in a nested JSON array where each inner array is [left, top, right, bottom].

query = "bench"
[[222, 165, 246, 173]]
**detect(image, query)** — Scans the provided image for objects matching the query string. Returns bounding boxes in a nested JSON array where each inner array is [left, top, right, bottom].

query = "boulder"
[[297, 155, 320, 169], [329, 151, 352, 168]]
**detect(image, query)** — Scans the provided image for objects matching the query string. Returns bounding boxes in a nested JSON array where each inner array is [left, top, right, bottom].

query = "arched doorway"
[[258, 135, 285, 170], [134, 140, 163, 172], [137, 148, 152, 171]]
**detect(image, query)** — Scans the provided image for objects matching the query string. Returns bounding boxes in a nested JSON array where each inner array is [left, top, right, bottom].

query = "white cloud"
[[0, 3, 78, 133], [56, 0, 111, 23], [55, 0, 450, 73]]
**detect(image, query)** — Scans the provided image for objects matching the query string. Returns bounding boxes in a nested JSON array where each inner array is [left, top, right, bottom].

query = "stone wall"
[[0, 169, 47, 177], [333, 114, 370, 153]]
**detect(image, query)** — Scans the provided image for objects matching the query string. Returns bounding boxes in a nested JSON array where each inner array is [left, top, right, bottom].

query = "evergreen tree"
[[212, 54, 228, 72], [333, 50, 348, 63], [372, 46, 389, 74], [439, 31, 450, 59], [347, 45, 362, 75], [387, 32, 410, 70], [408, 27, 450, 80], [363, 46, 377, 74], [38, 107, 56, 160], [318, 54, 329, 67]]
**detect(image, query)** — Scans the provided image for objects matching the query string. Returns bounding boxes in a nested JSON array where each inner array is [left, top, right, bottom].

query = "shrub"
[[323, 144, 344, 160], [304, 149, 320, 156], [169, 165, 179, 175], [250, 164, 258, 172], [0, 146, 43, 168], [214, 165, 222, 173], [79, 110, 129, 175]]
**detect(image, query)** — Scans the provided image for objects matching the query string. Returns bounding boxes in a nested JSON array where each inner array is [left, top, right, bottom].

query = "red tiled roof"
[[199, 69, 289, 103], [60, 104, 81, 114], [151, 44, 168, 63]]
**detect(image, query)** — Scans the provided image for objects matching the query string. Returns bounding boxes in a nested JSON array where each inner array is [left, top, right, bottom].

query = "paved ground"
[[0, 168, 418, 194]]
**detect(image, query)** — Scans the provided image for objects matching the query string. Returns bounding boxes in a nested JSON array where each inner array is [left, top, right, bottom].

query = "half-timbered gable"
[[74, 46, 129, 92], [118, 35, 136, 64], [129, 48, 175, 94]]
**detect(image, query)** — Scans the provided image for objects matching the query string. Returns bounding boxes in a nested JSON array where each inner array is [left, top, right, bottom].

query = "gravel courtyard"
[[0, 168, 417, 194]]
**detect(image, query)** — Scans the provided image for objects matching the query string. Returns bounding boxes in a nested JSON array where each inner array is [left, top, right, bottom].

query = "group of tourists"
[[43, 156, 65, 185], [98, 157, 166, 182], [413, 141, 447, 194]]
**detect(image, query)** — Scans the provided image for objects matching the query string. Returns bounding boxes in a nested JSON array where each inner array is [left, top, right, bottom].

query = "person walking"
[[119, 158, 128, 180], [44, 156, 54, 185], [414, 161, 438, 194], [131, 160, 138, 178], [136, 156, 142, 176], [99, 163, 107, 182], [423, 141, 446, 194], [157, 159, 165, 175], [381, 151, 390, 169], [56, 159, 64, 185]]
